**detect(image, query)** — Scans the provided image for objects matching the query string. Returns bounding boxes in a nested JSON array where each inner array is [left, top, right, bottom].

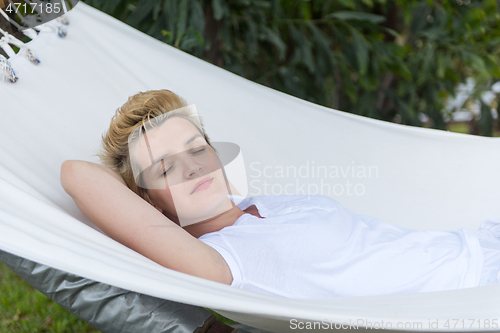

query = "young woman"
[[60, 89, 500, 299]]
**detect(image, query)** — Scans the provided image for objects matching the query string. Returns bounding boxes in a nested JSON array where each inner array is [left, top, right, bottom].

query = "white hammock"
[[1, 3, 499, 332]]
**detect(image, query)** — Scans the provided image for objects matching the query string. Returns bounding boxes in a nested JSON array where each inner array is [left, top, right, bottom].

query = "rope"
[[0, 3, 70, 83], [0, 53, 17, 83], [0, 29, 40, 65]]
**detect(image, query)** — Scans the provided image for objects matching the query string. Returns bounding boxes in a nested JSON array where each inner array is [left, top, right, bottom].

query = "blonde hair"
[[96, 89, 214, 205]]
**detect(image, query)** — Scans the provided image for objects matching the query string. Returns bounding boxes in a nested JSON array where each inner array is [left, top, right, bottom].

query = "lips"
[[191, 176, 213, 194]]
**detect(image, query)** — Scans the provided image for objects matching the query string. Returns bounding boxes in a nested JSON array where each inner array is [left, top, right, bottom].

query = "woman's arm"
[[60, 160, 232, 285]]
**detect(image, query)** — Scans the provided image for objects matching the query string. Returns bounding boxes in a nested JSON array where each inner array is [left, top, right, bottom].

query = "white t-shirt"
[[198, 195, 484, 298]]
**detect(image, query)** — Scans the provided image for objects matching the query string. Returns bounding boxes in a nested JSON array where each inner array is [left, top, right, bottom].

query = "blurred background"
[[83, 0, 500, 136], [1, 0, 499, 332]]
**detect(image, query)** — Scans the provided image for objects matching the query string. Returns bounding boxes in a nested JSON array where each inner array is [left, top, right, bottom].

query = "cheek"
[[168, 183, 191, 206], [149, 188, 174, 206], [213, 168, 226, 185]]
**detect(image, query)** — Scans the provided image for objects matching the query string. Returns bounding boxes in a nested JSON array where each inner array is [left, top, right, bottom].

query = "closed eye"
[[159, 164, 172, 177], [159, 147, 206, 177], [192, 147, 205, 154]]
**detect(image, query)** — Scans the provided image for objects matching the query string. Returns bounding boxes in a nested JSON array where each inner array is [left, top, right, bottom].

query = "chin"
[[177, 185, 231, 226]]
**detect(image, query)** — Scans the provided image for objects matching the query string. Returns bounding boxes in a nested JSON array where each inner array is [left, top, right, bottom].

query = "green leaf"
[[484, 54, 500, 77], [101, 0, 124, 16], [396, 59, 412, 81], [479, 100, 494, 137], [212, 0, 224, 20], [126, 0, 156, 27], [161, 30, 173, 43], [349, 27, 370, 75], [308, 22, 334, 71], [361, 0, 374, 7], [289, 24, 315, 73], [261, 26, 286, 60], [146, 15, 164, 37], [180, 26, 205, 50], [436, 52, 445, 79], [326, 11, 386, 24], [163, 0, 177, 36], [245, 17, 259, 58], [177, 0, 189, 38], [152, 1, 161, 21], [468, 52, 487, 74], [222, 20, 233, 50], [189, 0, 205, 33], [383, 27, 400, 39], [336, 0, 356, 10], [299, 0, 311, 20]]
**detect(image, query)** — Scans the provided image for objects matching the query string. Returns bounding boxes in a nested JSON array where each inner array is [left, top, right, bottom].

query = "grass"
[[0, 262, 99, 333], [0, 261, 237, 332], [205, 309, 239, 326]]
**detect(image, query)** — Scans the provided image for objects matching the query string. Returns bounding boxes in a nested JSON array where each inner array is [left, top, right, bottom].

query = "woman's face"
[[131, 117, 230, 227]]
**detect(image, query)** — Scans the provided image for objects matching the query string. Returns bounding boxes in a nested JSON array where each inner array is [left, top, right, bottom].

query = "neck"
[[182, 199, 246, 238]]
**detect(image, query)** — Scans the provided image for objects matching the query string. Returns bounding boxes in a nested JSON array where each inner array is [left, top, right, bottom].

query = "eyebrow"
[[150, 133, 204, 166]]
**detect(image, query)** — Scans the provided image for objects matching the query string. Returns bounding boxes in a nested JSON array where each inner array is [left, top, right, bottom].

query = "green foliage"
[[81, 0, 500, 135]]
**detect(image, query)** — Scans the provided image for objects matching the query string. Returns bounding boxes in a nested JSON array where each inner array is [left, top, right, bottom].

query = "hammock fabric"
[[0, 249, 215, 333], [0, 3, 499, 332]]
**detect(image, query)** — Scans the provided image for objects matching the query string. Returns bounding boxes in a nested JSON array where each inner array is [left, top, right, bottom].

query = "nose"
[[179, 153, 204, 179]]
